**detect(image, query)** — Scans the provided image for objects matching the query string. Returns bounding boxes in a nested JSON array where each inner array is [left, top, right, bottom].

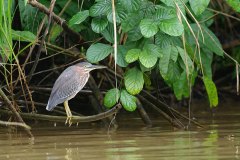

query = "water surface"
[[0, 102, 240, 160]]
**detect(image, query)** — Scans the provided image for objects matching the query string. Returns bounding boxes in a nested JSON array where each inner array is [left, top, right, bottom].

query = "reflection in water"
[[0, 105, 240, 160]]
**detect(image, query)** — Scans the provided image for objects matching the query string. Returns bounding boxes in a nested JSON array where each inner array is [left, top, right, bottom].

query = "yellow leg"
[[64, 101, 73, 126]]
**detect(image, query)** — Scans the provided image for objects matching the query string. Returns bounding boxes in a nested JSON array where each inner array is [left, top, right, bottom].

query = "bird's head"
[[76, 62, 107, 72]]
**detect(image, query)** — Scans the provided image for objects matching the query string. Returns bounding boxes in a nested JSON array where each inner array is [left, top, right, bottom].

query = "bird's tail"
[[46, 101, 54, 111]]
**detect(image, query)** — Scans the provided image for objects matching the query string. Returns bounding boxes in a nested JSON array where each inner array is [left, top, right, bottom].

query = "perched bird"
[[46, 62, 106, 125]]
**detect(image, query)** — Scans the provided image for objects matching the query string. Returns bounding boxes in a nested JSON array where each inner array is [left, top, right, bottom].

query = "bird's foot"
[[65, 116, 73, 127]]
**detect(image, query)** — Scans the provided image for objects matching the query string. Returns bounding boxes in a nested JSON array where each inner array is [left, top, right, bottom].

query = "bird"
[[46, 62, 107, 125]]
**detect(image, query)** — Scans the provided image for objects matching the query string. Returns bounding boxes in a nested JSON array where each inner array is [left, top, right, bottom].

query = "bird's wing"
[[48, 66, 89, 107]]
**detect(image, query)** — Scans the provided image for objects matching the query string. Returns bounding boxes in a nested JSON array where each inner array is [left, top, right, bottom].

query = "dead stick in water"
[[0, 104, 121, 123], [0, 120, 31, 130], [0, 88, 33, 137]]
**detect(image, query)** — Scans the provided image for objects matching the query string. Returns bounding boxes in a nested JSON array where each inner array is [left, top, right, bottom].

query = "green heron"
[[46, 62, 106, 125]]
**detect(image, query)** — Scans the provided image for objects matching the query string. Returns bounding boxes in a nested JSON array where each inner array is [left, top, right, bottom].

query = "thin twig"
[[0, 120, 31, 130], [0, 88, 33, 137]]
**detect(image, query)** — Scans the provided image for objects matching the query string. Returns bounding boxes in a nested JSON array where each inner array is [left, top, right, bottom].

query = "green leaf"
[[124, 67, 144, 95], [154, 6, 176, 20], [11, 30, 36, 42], [91, 17, 108, 33], [107, 7, 127, 23], [188, 24, 223, 56], [203, 77, 218, 108], [170, 46, 178, 62], [101, 24, 114, 43], [162, 60, 181, 85], [24, 0, 27, 6], [120, 90, 137, 112], [144, 44, 163, 57], [127, 27, 143, 41], [117, 46, 129, 67], [140, 19, 158, 38], [155, 32, 175, 48], [159, 46, 171, 77], [69, 10, 89, 26], [119, 0, 141, 12], [226, 0, 240, 12], [139, 49, 158, 68], [173, 71, 190, 100], [189, 0, 210, 15], [125, 49, 141, 63], [86, 43, 113, 63], [177, 46, 194, 72], [121, 12, 142, 32], [89, 0, 111, 17], [104, 88, 120, 108], [159, 18, 184, 36]]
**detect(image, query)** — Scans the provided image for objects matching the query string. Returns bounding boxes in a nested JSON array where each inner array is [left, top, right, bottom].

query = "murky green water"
[[1, 102, 240, 160]]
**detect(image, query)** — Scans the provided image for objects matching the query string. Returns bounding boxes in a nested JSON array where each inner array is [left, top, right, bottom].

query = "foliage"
[[6, 0, 237, 112]]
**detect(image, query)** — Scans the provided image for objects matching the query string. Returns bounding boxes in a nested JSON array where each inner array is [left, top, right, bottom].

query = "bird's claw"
[[65, 116, 73, 126]]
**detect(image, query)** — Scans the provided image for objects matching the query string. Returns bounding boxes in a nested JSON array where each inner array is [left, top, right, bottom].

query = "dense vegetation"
[[0, 0, 240, 135]]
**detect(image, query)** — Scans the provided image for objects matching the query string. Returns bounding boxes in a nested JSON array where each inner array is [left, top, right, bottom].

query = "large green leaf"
[[89, 0, 111, 17], [11, 30, 36, 42], [116, 45, 128, 67], [170, 46, 179, 62], [162, 60, 181, 85], [127, 27, 143, 41], [160, 0, 187, 15], [144, 44, 163, 57], [139, 48, 158, 68], [91, 17, 108, 33], [154, 6, 176, 20], [159, 18, 184, 36], [173, 71, 190, 100], [119, 0, 141, 12], [69, 10, 89, 26], [188, 24, 223, 56], [18, 0, 45, 34], [125, 49, 141, 63], [203, 77, 218, 108], [140, 19, 158, 38], [155, 32, 175, 48], [159, 46, 171, 77], [107, 7, 127, 23], [86, 43, 113, 63], [121, 12, 142, 32], [104, 88, 120, 108], [120, 90, 137, 112], [124, 67, 144, 95], [189, 0, 210, 15], [101, 25, 114, 43]]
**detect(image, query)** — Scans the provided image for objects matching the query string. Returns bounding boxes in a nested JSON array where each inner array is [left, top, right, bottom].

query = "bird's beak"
[[89, 65, 107, 70]]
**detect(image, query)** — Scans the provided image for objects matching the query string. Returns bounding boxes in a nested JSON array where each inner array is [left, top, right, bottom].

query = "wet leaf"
[[139, 49, 158, 68], [189, 0, 210, 15], [86, 43, 113, 63], [120, 90, 137, 112], [104, 88, 120, 108], [12, 30, 36, 42], [159, 18, 184, 36], [91, 17, 108, 33], [124, 67, 144, 95], [69, 10, 89, 26], [125, 49, 141, 63], [203, 77, 218, 108], [140, 19, 158, 38]]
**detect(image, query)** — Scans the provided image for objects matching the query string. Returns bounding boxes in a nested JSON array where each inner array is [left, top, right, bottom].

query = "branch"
[[0, 88, 33, 137], [0, 120, 31, 130], [28, 0, 81, 42], [0, 104, 121, 123]]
